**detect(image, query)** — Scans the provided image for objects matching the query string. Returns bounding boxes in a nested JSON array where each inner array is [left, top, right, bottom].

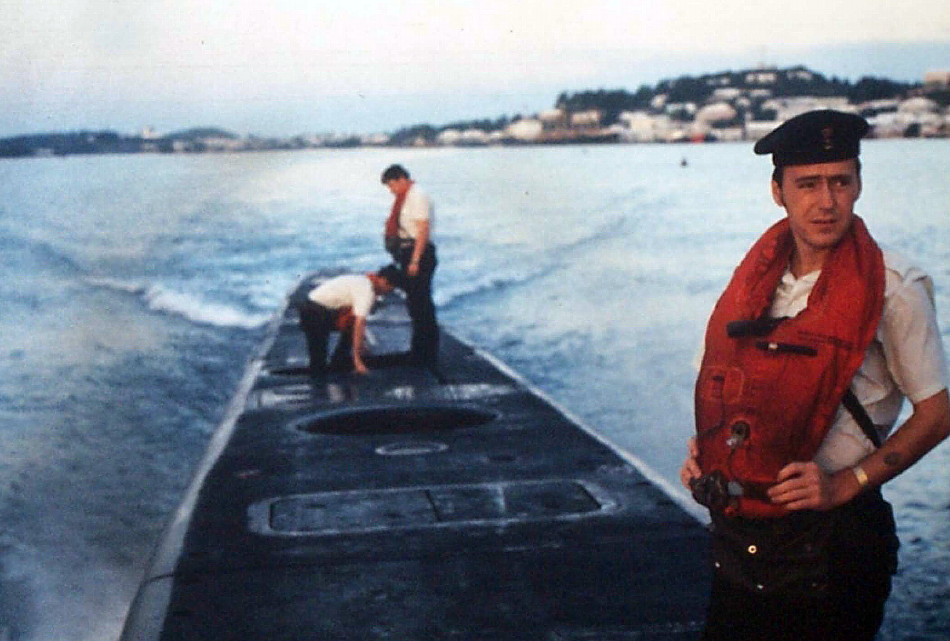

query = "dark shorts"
[[703, 489, 898, 641]]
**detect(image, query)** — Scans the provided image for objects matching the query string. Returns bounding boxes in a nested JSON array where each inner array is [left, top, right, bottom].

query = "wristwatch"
[[851, 464, 870, 488]]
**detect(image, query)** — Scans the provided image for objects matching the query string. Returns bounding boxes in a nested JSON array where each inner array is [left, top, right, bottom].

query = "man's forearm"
[[768, 389, 948, 511], [352, 317, 367, 366], [842, 389, 950, 492]]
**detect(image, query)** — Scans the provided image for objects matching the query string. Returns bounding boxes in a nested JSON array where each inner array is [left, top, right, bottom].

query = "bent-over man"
[[298, 265, 401, 376]]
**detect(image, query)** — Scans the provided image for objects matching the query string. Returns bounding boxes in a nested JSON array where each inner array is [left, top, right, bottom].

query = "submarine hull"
[[121, 275, 710, 640]]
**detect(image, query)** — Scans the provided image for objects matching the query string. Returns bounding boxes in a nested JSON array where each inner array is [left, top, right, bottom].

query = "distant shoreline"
[[3, 64, 947, 160], [1, 127, 946, 162]]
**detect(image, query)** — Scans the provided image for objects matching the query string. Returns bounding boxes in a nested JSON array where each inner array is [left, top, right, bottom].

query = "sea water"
[[0, 141, 946, 640]]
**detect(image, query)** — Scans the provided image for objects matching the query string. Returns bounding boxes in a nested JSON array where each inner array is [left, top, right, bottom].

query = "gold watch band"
[[851, 464, 870, 488]]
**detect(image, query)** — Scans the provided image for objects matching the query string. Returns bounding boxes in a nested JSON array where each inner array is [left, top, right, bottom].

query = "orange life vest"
[[694, 215, 885, 518], [384, 182, 410, 242]]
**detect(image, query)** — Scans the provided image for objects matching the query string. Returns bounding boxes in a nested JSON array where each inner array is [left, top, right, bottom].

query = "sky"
[[2, 0, 949, 137]]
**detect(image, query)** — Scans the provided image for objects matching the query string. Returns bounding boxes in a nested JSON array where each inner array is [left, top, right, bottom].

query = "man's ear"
[[770, 179, 785, 208]]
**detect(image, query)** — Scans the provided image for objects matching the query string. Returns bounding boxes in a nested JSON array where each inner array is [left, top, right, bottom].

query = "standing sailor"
[[680, 110, 949, 641], [381, 164, 440, 367]]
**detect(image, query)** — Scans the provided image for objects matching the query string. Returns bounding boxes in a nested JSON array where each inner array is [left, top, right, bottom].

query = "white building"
[[436, 129, 462, 145], [617, 111, 660, 142], [746, 70, 778, 85], [923, 70, 950, 86], [745, 120, 783, 141], [361, 133, 390, 146], [695, 102, 738, 125], [759, 96, 852, 122], [505, 118, 543, 142], [898, 97, 939, 115], [570, 110, 601, 128], [617, 111, 685, 143], [459, 128, 490, 145], [665, 102, 697, 118], [870, 97, 945, 138], [539, 109, 567, 129], [712, 87, 742, 101]]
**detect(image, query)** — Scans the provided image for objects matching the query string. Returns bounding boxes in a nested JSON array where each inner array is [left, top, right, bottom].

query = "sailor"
[[297, 265, 401, 376], [679, 110, 949, 641], [381, 164, 440, 367]]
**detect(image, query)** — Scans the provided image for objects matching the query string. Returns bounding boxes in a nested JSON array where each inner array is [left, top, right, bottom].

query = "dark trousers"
[[396, 242, 439, 366], [297, 301, 351, 375], [703, 490, 898, 641]]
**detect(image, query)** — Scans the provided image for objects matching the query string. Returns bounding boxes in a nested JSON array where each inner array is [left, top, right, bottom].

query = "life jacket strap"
[[842, 388, 882, 448]]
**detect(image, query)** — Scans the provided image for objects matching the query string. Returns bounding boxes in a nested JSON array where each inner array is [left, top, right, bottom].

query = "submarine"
[[120, 273, 711, 640]]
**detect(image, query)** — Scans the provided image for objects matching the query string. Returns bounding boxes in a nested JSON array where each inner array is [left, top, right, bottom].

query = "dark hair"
[[772, 158, 862, 186], [376, 264, 403, 288], [381, 164, 410, 183]]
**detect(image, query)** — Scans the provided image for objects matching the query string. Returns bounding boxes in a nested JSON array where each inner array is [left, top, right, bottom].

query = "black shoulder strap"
[[842, 388, 883, 448]]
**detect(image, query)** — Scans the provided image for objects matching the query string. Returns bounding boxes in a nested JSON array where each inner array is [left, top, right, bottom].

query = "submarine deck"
[[121, 275, 710, 640]]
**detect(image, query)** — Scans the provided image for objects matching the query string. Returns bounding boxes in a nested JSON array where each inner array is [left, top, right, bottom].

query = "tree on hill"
[[165, 127, 239, 141], [388, 124, 440, 146], [848, 77, 918, 103], [0, 130, 138, 157], [439, 115, 514, 134], [556, 87, 654, 125], [547, 66, 926, 129], [655, 76, 714, 104]]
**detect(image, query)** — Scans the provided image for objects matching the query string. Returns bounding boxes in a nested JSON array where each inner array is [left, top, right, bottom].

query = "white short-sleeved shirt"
[[397, 184, 433, 240], [308, 275, 375, 318], [769, 250, 949, 472]]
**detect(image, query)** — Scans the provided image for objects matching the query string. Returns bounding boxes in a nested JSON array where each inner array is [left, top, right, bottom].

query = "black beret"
[[753, 110, 869, 167]]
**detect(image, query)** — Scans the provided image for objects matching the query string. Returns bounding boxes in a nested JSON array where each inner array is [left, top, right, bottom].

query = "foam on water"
[[85, 277, 270, 330]]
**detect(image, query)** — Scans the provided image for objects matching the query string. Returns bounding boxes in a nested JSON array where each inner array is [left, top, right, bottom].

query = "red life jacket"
[[384, 183, 411, 241], [694, 215, 885, 518]]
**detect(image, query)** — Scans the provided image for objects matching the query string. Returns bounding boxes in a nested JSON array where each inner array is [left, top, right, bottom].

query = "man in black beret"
[[753, 108, 869, 166], [680, 110, 949, 640]]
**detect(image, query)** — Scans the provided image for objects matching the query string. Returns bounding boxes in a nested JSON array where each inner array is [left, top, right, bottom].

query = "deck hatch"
[[252, 480, 609, 536], [253, 384, 315, 409], [296, 405, 497, 435]]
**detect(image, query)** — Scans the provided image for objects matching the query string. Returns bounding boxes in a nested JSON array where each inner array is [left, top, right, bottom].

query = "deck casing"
[[121, 275, 711, 640]]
